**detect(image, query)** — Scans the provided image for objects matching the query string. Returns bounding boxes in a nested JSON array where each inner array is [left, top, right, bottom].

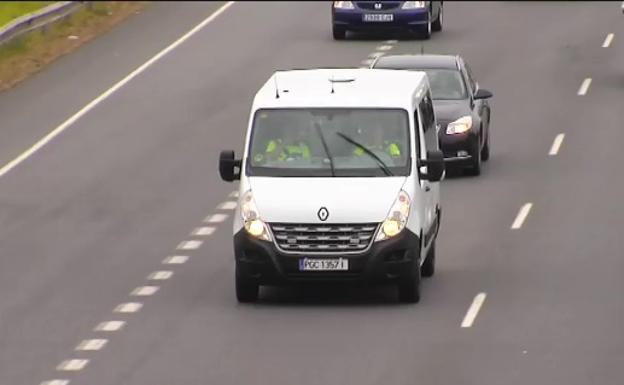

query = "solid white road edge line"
[[461, 293, 487, 328], [0, 1, 235, 180]]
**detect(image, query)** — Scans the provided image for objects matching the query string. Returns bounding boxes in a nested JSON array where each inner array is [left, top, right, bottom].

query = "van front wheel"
[[398, 257, 421, 303], [235, 268, 259, 303]]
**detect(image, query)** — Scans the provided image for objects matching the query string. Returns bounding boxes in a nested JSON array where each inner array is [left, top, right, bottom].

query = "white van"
[[219, 68, 444, 303]]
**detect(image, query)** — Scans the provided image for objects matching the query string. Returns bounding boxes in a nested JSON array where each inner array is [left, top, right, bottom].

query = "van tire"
[[236, 269, 259, 303], [422, 240, 435, 278], [419, 11, 432, 40], [398, 257, 421, 303]]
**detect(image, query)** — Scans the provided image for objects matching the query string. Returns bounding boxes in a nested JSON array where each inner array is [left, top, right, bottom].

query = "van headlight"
[[402, 1, 426, 9], [376, 190, 411, 241], [241, 190, 272, 241], [446, 116, 472, 135]]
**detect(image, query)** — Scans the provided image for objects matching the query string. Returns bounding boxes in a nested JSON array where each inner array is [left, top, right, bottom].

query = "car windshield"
[[246, 108, 411, 177], [422, 69, 467, 100]]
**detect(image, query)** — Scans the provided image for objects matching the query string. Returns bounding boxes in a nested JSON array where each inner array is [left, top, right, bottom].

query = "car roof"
[[252, 68, 429, 110], [373, 54, 460, 70]]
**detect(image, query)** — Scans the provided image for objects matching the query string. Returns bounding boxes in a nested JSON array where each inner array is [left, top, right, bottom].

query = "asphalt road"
[[1, 1, 623, 384]]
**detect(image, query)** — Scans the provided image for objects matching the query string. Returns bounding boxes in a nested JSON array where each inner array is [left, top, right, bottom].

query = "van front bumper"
[[234, 228, 421, 286]]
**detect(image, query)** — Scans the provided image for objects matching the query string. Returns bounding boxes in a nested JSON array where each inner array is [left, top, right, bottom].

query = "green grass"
[[0, 1, 55, 28]]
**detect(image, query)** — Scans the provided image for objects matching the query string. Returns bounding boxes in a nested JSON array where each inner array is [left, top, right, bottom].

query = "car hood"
[[248, 177, 407, 224], [432, 99, 472, 126]]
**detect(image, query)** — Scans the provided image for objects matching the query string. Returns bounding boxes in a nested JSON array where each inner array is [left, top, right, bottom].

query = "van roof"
[[252, 68, 428, 110]]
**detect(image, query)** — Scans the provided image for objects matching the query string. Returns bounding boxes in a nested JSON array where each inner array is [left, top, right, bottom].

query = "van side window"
[[419, 91, 439, 151]]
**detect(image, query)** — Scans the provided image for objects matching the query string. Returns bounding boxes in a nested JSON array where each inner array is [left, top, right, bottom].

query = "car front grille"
[[356, 2, 401, 11], [269, 223, 379, 254]]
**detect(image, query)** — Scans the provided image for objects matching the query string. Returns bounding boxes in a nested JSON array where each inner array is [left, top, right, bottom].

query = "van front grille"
[[269, 223, 379, 253]]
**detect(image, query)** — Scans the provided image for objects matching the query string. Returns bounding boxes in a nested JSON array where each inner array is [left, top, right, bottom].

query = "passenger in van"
[[352, 125, 401, 159], [255, 125, 311, 163]]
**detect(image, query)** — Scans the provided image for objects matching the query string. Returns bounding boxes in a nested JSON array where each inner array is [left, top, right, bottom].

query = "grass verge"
[[0, 1, 149, 92], [0, 2, 54, 27]]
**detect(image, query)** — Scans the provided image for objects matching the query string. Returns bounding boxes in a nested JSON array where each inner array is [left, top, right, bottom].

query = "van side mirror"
[[219, 150, 241, 182], [419, 150, 445, 182], [474, 88, 493, 100]]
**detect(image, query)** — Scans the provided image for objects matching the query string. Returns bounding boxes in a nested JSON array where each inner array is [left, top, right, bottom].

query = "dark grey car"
[[372, 54, 493, 175]]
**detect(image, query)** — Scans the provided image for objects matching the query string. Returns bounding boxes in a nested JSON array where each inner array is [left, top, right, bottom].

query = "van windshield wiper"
[[335, 132, 394, 177], [314, 123, 336, 177]]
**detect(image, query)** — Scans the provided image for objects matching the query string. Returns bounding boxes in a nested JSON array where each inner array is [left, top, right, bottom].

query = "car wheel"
[[333, 25, 346, 40], [422, 240, 436, 278], [420, 11, 432, 39], [235, 267, 259, 303], [467, 136, 482, 176], [432, 5, 443, 31], [481, 131, 490, 161], [398, 251, 422, 303]]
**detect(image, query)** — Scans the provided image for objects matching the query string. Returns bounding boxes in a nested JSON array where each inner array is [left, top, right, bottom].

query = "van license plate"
[[363, 14, 393, 22], [299, 258, 349, 271]]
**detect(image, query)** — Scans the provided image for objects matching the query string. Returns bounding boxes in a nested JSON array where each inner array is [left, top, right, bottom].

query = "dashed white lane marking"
[[114, 302, 143, 313], [511, 203, 533, 230], [549, 133, 565, 156], [376, 45, 393, 51], [577, 78, 592, 95], [204, 213, 228, 223], [192, 226, 215, 236], [229, 190, 239, 198], [461, 293, 487, 328], [163, 255, 189, 265], [361, 58, 374, 67], [131, 286, 160, 296], [57, 359, 89, 371], [385, 39, 398, 44], [177, 240, 202, 250], [95, 321, 125, 332], [602, 33, 614, 48], [148, 271, 173, 280], [41, 380, 69, 385], [76, 339, 108, 351], [218, 201, 237, 210], [0, 1, 235, 180]]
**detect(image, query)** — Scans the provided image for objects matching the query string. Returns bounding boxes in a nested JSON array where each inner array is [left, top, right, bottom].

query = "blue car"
[[332, 1, 443, 40]]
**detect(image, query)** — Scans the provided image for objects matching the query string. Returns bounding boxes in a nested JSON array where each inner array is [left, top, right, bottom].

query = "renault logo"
[[317, 207, 329, 221], [374, 3, 382, 9]]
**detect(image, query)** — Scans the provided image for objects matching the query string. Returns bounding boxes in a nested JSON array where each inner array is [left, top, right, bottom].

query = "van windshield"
[[246, 108, 411, 177]]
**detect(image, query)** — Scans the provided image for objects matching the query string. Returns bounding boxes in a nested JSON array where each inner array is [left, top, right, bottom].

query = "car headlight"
[[333, 1, 354, 9], [241, 190, 272, 241], [446, 116, 473, 135], [402, 1, 426, 9], [376, 190, 411, 241]]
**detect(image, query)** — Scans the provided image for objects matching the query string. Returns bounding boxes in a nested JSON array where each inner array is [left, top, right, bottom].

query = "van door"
[[418, 91, 439, 249]]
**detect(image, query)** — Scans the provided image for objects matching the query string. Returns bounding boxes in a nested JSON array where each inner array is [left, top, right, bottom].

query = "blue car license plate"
[[363, 13, 393, 22]]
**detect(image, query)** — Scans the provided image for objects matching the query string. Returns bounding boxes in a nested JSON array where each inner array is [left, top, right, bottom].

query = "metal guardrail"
[[0, 1, 87, 46]]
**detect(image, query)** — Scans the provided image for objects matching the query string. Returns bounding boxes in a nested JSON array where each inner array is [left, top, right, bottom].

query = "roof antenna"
[[274, 73, 280, 99], [330, 75, 335, 94]]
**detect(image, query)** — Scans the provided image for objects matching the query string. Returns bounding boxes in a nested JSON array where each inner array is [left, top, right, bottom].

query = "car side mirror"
[[419, 150, 445, 182], [474, 88, 493, 100], [219, 150, 241, 182]]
